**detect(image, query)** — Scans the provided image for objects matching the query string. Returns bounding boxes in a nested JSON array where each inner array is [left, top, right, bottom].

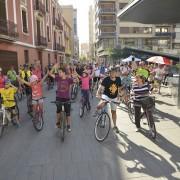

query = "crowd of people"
[[0, 59, 173, 133]]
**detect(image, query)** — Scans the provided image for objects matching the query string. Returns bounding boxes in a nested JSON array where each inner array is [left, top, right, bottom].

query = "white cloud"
[[59, 0, 93, 44]]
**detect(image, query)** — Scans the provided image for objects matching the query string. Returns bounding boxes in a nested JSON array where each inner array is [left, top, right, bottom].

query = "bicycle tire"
[[33, 111, 44, 132], [0, 113, 4, 137], [146, 111, 156, 139], [94, 112, 111, 142], [61, 112, 66, 142], [127, 101, 135, 124], [79, 103, 84, 118]]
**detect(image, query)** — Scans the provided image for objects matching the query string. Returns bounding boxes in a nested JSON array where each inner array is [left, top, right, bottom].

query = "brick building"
[[0, 0, 71, 73]]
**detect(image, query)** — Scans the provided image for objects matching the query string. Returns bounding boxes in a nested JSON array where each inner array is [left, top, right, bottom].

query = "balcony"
[[35, 36, 47, 47], [99, 19, 116, 26], [53, 18, 63, 31], [34, 0, 46, 15], [0, 19, 19, 41], [98, 32, 116, 38], [54, 43, 65, 52], [155, 32, 176, 38], [64, 31, 70, 39], [99, 8, 116, 14]]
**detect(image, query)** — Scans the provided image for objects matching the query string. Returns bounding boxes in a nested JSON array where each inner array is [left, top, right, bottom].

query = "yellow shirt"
[[20, 70, 31, 80], [0, 88, 17, 108]]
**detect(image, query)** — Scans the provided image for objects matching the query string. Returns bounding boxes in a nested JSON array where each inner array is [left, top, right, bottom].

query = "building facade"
[[62, 6, 79, 60], [89, 5, 95, 60], [94, 0, 177, 62], [0, 0, 69, 73], [80, 43, 89, 60]]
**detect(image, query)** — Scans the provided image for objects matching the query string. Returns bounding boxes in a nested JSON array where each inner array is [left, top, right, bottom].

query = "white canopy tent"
[[122, 55, 141, 62]]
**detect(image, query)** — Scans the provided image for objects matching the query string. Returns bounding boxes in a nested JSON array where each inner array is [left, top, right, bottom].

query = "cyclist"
[[7, 66, 18, 87], [75, 69, 93, 110], [49, 66, 74, 132], [94, 67, 122, 133], [17, 67, 51, 118], [0, 67, 6, 89], [0, 80, 20, 126], [132, 74, 152, 132]]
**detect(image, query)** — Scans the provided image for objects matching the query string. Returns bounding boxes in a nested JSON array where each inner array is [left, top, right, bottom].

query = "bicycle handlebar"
[[32, 97, 46, 102], [101, 98, 120, 105], [51, 100, 75, 105]]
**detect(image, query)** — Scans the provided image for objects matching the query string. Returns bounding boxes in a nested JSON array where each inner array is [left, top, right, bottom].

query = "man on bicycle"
[[94, 67, 122, 133], [49, 66, 73, 132]]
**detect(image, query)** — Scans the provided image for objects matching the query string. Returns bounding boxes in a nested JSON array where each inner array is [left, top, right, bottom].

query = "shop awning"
[[117, 0, 180, 24]]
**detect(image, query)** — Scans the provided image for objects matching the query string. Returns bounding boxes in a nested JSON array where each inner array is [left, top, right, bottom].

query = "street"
[[0, 86, 180, 180]]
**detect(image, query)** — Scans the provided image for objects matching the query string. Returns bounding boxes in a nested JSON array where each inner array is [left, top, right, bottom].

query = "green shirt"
[[7, 70, 17, 81]]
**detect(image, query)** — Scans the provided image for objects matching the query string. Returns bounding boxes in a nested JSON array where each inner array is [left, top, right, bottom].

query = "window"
[[47, 26, 50, 41], [24, 50, 29, 64], [0, 0, 7, 20], [22, 9, 28, 33], [162, 27, 168, 33], [155, 28, 161, 33], [119, 3, 127, 10], [46, 0, 49, 12]]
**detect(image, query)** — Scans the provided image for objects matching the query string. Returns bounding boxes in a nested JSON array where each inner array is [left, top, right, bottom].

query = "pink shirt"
[[31, 82, 43, 99], [81, 76, 90, 90], [32, 68, 42, 81], [0, 75, 5, 89]]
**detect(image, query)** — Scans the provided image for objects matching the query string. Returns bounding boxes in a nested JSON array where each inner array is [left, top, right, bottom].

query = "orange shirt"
[[31, 81, 43, 100]]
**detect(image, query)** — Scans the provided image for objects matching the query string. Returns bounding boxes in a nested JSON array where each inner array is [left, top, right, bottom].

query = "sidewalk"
[[115, 86, 180, 179]]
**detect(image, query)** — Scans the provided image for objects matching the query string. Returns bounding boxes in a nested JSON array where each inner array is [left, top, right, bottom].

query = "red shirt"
[[0, 75, 5, 89], [31, 81, 43, 99]]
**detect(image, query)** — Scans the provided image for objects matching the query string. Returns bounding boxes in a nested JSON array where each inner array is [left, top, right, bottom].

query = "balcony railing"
[[99, 32, 116, 37], [54, 43, 65, 52], [0, 19, 19, 40], [34, 0, 46, 15], [99, 20, 116, 25], [155, 32, 176, 38], [53, 18, 63, 31], [99, 8, 116, 13], [36, 36, 47, 47]]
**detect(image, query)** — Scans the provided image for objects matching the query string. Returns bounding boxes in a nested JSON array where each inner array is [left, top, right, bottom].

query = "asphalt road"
[[0, 86, 179, 180]]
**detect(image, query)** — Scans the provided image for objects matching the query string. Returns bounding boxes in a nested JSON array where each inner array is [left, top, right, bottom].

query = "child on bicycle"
[[75, 69, 94, 110], [17, 66, 55, 118], [49, 66, 74, 132], [0, 80, 20, 126]]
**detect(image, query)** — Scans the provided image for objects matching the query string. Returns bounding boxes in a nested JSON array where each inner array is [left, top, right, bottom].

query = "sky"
[[59, 0, 94, 44]]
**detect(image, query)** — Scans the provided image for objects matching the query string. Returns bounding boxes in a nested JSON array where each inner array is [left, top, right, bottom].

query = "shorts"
[[56, 98, 71, 116], [32, 98, 43, 105], [101, 95, 118, 111]]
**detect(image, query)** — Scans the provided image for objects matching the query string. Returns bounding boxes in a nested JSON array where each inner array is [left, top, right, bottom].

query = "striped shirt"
[[132, 82, 150, 100]]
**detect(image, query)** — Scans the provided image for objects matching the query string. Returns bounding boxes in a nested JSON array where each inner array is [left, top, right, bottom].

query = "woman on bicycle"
[[132, 75, 151, 132], [49, 66, 74, 132]]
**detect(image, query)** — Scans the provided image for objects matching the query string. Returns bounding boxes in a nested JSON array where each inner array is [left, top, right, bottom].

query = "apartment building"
[[89, 5, 95, 60], [63, 17, 72, 61], [95, 0, 177, 62], [62, 6, 79, 60], [95, 0, 118, 62], [0, 0, 67, 73], [80, 43, 89, 59]]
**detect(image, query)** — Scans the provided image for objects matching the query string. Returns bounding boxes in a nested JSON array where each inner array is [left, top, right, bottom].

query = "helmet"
[[30, 75, 38, 83]]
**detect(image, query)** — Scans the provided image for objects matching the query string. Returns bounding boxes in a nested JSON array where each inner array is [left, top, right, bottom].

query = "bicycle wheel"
[[79, 102, 84, 118], [61, 112, 66, 142], [33, 111, 44, 131], [0, 112, 4, 137], [94, 112, 111, 142], [146, 111, 156, 139], [127, 101, 135, 124]]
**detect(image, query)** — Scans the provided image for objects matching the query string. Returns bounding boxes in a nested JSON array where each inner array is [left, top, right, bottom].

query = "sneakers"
[[67, 125, 71, 132], [113, 126, 120, 134]]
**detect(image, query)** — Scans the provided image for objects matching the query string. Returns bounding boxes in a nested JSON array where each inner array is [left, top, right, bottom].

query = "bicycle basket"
[[139, 97, 155, 109]]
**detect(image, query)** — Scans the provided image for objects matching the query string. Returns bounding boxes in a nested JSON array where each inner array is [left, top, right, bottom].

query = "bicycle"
[[51, 100, 73, 142], [71, 83, 79, 100], [0, 99, 19, 137], [32, 97, 46, 132], [129, 96, 156, 139], [94, 99, 120, 142], [79, 91, 91, 118]]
